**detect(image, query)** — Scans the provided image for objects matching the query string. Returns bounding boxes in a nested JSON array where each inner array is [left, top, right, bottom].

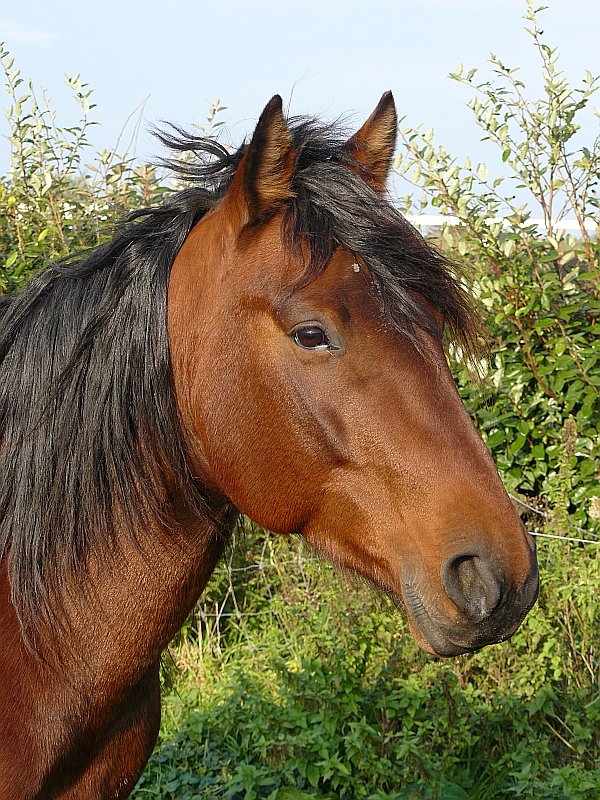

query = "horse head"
[[168, 94, 538, 657]]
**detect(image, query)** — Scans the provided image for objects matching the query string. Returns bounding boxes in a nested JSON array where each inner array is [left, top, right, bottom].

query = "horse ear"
[[345, 91, 398, 194], [228, 95, 295, 222]]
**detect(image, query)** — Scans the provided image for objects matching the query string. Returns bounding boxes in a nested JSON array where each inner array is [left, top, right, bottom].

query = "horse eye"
[[292, 325, 330, 350]]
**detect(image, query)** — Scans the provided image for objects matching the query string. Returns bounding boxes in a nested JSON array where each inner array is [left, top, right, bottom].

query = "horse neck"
[[35, 499, 235, 692]]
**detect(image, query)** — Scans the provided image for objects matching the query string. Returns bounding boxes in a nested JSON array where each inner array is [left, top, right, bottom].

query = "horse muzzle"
[[402, 549, 540, 657]]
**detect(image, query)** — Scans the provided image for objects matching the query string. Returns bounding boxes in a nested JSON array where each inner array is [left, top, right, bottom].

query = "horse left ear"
[[345, 91, 398, 194], [227, 95, 296, 223]]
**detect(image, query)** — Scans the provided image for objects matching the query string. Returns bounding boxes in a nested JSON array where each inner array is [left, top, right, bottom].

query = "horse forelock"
[[285, 160, 481, 359]]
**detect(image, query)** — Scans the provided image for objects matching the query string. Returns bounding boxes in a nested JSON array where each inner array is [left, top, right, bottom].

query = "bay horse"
[[0, 93, 538, 798]]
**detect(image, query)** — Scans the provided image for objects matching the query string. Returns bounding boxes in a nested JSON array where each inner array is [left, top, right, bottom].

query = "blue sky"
[[1, 0, 598, 197]]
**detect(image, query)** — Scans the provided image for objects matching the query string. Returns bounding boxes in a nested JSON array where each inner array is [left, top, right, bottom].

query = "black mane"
[[0, 116, 478, 635]]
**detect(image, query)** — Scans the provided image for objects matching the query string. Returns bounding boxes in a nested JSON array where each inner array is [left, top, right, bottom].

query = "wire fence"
[[188, 535, 322, 658], [508, 493, 599, 546]]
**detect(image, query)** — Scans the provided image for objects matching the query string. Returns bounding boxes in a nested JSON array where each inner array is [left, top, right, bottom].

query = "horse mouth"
[[401, 582, 529, 658]]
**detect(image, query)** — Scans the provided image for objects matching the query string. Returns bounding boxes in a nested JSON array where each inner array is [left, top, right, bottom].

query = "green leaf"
[[306, 765, 320, 788], [486, 430, 507, 449], [4, 251, 18, 269]]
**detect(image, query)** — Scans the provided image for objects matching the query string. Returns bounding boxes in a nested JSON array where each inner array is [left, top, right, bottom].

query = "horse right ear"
[[344, 91, 398, 194], [225, 95, 296, 224]]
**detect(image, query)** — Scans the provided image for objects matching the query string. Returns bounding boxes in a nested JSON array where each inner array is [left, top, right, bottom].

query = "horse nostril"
[[441, 554, 503, 622]]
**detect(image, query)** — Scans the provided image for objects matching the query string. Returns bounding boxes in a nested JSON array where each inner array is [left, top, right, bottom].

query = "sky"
[[0, 0, 598, 205]]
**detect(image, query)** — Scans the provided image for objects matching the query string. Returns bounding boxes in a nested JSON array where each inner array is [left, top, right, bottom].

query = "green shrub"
[[0, 42, 167, 293], [395, 1, 599, 530]]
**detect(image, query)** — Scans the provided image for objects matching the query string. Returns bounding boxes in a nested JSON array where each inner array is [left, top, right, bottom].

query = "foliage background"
[[0, 3, 598, 797]]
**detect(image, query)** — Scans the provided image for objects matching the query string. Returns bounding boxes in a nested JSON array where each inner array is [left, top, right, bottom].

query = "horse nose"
[[441, 553, 503, 622]]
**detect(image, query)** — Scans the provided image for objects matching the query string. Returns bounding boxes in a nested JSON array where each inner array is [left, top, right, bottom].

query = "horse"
[[0, 92, 538, 798]]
